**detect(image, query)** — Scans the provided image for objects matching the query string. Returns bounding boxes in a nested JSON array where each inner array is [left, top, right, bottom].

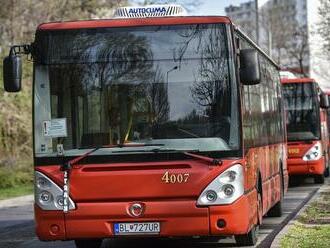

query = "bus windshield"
[[33, 24, 239, 157], [282, 83, 320, 141]]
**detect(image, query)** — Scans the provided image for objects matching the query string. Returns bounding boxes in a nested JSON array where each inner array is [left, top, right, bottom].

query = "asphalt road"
[[0, 179, 321, 248]]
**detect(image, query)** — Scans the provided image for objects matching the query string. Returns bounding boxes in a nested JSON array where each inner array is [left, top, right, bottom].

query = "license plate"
[[114, 222, 160, 235]]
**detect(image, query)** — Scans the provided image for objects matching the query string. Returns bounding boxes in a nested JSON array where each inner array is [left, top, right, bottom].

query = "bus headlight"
[[35, 171, 75, 211], [197, 164, 244, 206], [303, 142, 322, 161]]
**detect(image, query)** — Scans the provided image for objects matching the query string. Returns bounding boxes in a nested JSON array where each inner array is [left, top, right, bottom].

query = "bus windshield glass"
[[282, 83, 320, 141], [33, 24, 239, 157]]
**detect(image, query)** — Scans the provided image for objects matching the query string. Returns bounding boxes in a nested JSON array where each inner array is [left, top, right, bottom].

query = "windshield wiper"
[[183, 151, 222, 166], [112, 147, 222, 166], [78, 143, 165, 150], [62, 143, 165, 170]]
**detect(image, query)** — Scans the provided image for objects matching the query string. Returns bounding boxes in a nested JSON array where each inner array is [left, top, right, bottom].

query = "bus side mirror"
[[240, 49, 261, 85], [320, 93, 329, 109], [3, 55, 22, 92]]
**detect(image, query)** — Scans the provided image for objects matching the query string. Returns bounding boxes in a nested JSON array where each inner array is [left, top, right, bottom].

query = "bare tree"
[[285, 27, 309, 76], [259, 0, 309, 76], [318, 0, 330, 57]]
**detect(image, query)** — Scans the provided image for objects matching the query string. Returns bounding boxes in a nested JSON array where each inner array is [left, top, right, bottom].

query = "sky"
[[130, 0, 269, 16]]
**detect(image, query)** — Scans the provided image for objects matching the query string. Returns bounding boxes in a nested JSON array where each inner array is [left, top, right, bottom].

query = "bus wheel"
[[75, 239, 103, 248], [234, 225, 258, 246], [314, 174, 325, 184], [267, 175, 283, 217]]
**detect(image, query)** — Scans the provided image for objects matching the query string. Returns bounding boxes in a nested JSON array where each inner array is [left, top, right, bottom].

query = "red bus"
[[282, 78, 329, 184], [3, 5, 287, 247]]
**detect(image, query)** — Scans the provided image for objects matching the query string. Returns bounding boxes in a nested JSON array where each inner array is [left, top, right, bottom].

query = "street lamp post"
[[166, 66, 178, 85], [255, 0, 259, 45]]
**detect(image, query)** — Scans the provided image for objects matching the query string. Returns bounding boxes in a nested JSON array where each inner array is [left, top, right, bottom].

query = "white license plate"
[[114, 222, 160, 235]]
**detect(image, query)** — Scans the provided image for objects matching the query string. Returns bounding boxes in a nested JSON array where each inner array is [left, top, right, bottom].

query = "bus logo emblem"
[[129, 203, 144, 217]]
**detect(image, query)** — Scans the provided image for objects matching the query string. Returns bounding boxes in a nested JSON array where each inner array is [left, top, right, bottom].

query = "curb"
[[271, 180, 330, 247], [0, 194, 34, 209]]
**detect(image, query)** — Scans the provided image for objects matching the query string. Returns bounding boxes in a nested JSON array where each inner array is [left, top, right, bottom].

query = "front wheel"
[[267, 175, 283, 217], [234, 225, 259, 247], [75, 239, 103, 248]]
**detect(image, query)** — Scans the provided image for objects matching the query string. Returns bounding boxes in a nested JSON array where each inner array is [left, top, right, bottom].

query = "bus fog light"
[[206, 190, 217, 202], [227, 171, 237, 182], [39, 191, 52, 204], [222, 184, 235, 197], [37, 178, 51, 189], [56, 196, 64, 207]]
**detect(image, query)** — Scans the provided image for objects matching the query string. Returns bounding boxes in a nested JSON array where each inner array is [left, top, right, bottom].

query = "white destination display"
[[114, 222, 160, 235], [43, 118, 68, 138]]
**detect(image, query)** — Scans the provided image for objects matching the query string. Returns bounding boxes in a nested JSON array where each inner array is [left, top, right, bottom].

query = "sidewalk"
[[0, 194, 34, 209], [272, 179, 330, 247], [0, 194, 34, 229]]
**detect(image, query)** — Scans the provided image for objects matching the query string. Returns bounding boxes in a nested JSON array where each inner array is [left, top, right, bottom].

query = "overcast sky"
[[130, 0, 269, 15]]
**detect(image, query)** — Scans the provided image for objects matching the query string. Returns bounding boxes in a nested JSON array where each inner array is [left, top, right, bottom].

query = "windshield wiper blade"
[[112, 148, 222, 166], [183, 151, 222, 166], [78, 143, 165, 150]]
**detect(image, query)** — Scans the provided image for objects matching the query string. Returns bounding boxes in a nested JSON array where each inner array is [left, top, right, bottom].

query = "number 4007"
[[161, 171, 190, 184]]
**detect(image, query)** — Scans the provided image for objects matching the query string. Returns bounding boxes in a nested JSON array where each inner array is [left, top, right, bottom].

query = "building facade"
[[225, 1, 257, 42], [225, 0, 329, 89]]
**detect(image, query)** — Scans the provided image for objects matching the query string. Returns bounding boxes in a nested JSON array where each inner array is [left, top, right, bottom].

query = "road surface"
[[0, 179, 321, 248]]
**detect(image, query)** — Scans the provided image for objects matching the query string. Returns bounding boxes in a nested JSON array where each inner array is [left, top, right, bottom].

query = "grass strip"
[[281, 223, 330, 248]]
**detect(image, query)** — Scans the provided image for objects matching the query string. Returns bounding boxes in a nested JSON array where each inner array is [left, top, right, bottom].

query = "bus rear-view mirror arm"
[[239, 48, 261, 85], [3, 44, 32, 93]]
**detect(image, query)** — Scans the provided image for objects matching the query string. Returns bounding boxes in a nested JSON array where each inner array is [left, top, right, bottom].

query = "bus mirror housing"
[[3, 55, 22, 92], [320, 93, 329, 109], [240, 49, 261, 85]]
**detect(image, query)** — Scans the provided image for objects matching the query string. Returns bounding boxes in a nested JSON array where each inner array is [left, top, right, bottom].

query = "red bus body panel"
[[35, 143, 285, 240], [37, 16, 231, 31], [287, 141, 325, 175]]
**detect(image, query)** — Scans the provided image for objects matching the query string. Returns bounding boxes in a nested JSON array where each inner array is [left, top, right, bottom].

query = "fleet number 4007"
[[161, 171, 190, 184]]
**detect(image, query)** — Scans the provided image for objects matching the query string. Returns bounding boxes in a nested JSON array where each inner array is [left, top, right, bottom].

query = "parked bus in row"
[[282, 78, 329, 184], [3, 5, 288, 247]]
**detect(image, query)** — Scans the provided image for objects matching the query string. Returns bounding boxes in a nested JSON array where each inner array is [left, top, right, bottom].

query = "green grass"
[[0, 183, 33, 200], [298, 193, 330, 224], [281, 224, 330, 248], [0, 159, 34, 200]]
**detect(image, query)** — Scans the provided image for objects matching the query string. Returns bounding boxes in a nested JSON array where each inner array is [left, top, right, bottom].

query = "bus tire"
[[234, 225, 258, 246], [267, 174, 283, 217], [314, 174, 325, 184], [75, 239, 103, 248], [324, 166, 329, 178], [267, 197, 282, 217]]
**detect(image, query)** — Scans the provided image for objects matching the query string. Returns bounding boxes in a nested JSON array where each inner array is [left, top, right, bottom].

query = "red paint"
[[37, 16, 231, 31], [281, 78, 316, 84]]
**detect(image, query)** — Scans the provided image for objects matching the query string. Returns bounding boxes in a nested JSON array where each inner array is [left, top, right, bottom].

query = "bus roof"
[[37, 16, 231, 31], [281, 78, 316, 84]]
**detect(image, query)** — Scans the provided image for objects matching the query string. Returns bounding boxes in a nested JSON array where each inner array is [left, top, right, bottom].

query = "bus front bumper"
[[35, 192, 256, 241], [287, 157, 325, 175]]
